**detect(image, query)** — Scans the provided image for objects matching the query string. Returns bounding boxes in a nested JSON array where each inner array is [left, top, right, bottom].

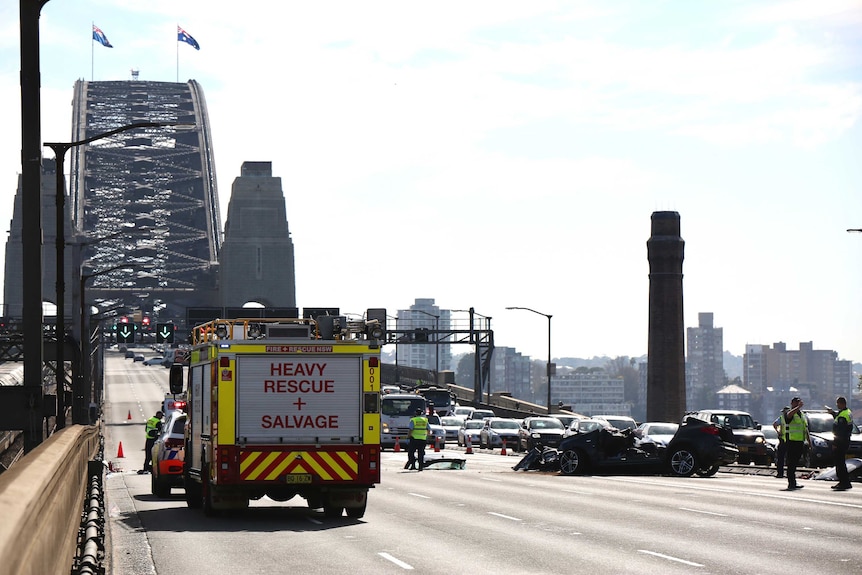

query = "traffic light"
[[142, 316, 151, 330], [116, 323, 135, 343], [156, 322, 175, 343]]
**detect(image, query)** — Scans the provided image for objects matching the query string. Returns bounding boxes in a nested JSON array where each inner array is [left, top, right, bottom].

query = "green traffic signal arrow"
[[159, 326, 171, 340]]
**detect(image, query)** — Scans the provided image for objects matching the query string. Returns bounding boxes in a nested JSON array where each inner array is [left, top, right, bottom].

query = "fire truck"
[[170, 312, 385, 518]]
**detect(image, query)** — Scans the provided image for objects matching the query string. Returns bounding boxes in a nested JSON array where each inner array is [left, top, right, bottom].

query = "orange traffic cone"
[[127, 410, 132, 421], [393, 437, 401, 452], [465, 434, 473, 454], [117, 441, 125, 458], [500, 439, 507, 456], [434, 436, 441, 453]]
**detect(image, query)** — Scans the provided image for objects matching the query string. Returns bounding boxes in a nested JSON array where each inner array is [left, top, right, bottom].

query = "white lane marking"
[[379, 552, 414, 570], [604, 477, 862, 510], [408, 492, 431, 499], [562, 489, 592, 495], [679, 507, 728, 517], [638, 549, 704, 567], [481, 477, 503, 482], [488, 511, 522, 521]]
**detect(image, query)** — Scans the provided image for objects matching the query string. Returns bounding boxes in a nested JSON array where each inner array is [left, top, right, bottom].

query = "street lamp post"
[[45, 121, 184, 428], [413, 309, 440, 375], [506, 306, 553, 414]]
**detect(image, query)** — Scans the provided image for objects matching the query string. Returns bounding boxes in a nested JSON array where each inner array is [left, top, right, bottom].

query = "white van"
[[381, 393, 428, 450]]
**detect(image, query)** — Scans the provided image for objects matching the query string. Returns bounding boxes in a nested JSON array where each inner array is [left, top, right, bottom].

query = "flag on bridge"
[[178, 26, 200, 50], [92, 25, 113, 48]]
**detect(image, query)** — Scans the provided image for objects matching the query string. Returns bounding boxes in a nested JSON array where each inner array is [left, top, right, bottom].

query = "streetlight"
[[506, 306, 553, 414], [45, 121, 188, 428], [413, 309, 440, 375]]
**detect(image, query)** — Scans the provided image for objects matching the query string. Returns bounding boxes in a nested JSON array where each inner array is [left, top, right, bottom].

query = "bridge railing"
[[0, 424, 100, 575]]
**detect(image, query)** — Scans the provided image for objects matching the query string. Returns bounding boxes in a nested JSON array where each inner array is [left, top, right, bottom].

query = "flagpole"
[[91, 22, 94, 81], [176, 24, 179, 82]]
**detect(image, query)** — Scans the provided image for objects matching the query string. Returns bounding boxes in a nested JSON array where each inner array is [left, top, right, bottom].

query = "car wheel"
[[669, 448, 697, 477], [559, 449, 588, 476], [695, 464, 720, 477]]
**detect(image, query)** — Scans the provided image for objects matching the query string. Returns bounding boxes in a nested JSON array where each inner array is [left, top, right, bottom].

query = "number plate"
[[283, 474, 312, 484]]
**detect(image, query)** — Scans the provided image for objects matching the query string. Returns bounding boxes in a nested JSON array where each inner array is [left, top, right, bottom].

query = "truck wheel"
[[324, 505, 343, 518], [152, 472, 170, 498], [202, 468, 217, 516], [346, 501, 367, 519], [185, 474, 202, 508]]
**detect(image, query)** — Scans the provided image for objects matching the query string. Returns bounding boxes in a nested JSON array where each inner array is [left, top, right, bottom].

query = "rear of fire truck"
[[175, 311, 385, 518]]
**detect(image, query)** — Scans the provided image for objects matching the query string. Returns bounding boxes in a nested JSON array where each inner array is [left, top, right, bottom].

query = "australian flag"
[[178, 26, 200, 50], [92, 25, 113, 48]]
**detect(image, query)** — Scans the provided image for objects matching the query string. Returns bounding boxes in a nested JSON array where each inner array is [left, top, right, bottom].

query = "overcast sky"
[[1, 1, 860, 363]]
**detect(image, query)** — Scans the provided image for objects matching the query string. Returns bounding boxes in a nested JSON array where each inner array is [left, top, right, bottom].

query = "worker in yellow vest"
[[404, 408, 429, 471], [782, 397, 809, 490], [139, 410, 163, 474], [827, 396, 853, 491], [772, 406, 789, 478]]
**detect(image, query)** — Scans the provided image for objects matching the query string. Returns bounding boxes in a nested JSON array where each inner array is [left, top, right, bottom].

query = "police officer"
[[139, 410, 163, 474], [783, 397, 809, 490], [826, 396, 853, 491], [404, 407, 428, 471]]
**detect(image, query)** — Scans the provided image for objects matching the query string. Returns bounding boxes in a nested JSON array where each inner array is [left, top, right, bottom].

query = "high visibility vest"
[[834, 408, 853, 441], [785, 413, 806, 442], [145, 416, 161, 439], [410, 416, 428, 440]]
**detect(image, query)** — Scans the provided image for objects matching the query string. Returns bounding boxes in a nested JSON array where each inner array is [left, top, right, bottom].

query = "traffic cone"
[[434, 436, 441, 453], [117, 441, 125, 458], [393, 437, 401, 452], [500, 439, 507, 456], [465, 434, 473, 454], [127, 410, 132, 421]]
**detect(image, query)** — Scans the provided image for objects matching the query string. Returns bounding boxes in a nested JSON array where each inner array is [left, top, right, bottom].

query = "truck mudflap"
[[233, 445, 380, 485]]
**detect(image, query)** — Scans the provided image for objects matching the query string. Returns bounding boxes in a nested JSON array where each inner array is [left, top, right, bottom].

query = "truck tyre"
[[202, 468, 217, 516], [152, 472, 170, 498], [324, 505, 343, 518], [346, 501, 367, 519]]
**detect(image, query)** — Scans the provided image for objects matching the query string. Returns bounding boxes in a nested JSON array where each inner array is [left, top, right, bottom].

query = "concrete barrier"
[[0, 425, 100, 575]]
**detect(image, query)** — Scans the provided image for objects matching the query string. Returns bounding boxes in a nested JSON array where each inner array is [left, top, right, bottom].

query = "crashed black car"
[[556, 415, 738, 477]]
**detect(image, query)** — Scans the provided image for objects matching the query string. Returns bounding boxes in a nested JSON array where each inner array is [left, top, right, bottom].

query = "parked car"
[[439, 416, 464, 443], [150, 411, 186, 497], [692, 409, 772, 466], [133, 354, 145, 362], [558, 415, 738, 477], [124, 350, 135, 359], [636, 422, 680, 446], [143, 356, 167, 366], [458, 419, 484, 447], [803, 410, 862, 468], [519, 417, 566, 451], [469, 409, 496, 421], [593, 415, 638, 431], [479, 417, 521, 449]]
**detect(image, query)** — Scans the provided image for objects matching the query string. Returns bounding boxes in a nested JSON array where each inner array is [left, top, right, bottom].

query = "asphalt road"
[[102, 352, 862, 575]]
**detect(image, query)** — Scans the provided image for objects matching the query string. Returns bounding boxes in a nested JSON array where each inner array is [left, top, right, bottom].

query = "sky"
[[0, 0, 861, 364]]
